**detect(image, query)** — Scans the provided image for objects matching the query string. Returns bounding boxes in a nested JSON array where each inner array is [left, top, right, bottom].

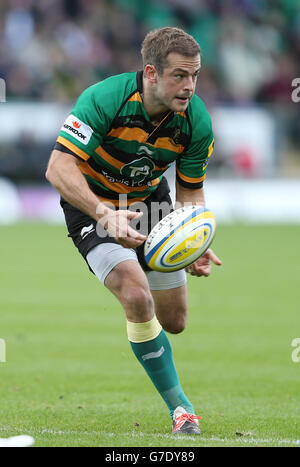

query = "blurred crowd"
[[0, 0, 299, 181], [0, 0, 299, 105]]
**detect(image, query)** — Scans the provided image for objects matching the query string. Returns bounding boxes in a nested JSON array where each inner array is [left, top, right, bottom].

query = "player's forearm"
[[175, 182, 205, 207], [46, 152, 112, 221]]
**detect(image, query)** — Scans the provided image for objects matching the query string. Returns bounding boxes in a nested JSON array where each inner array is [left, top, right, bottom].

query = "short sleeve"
[[56, 83, 112, 162], [176, 97, 214, 189]]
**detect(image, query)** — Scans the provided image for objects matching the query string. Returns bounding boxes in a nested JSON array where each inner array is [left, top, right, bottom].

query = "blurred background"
[[0, 0, 300, 223]]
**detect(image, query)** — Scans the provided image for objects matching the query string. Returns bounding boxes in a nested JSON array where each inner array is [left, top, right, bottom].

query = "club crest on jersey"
[[120, 157, 155, 183]]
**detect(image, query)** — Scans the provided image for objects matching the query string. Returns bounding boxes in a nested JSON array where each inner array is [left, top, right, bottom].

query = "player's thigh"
[[106, 260, 153, 309]]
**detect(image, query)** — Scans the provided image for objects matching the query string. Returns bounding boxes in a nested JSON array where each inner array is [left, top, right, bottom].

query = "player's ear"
[[144, 64, 158, 84]]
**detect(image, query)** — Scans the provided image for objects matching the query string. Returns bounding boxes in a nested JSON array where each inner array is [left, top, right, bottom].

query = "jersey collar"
[[136, 70, 143, 94], [136, 70, 177, 124]]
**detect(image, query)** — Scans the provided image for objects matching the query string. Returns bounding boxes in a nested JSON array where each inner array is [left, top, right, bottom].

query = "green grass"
[[1, 223, 300, 447]]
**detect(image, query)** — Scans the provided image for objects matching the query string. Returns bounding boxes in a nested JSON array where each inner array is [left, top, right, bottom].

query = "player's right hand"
[[101, 210, 146, 248]]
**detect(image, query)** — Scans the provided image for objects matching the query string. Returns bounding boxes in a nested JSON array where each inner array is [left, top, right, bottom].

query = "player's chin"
[[172, 97, 190, 112]]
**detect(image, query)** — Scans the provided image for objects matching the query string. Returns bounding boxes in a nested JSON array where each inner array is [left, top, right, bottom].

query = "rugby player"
[[46, 27, 222, 436]]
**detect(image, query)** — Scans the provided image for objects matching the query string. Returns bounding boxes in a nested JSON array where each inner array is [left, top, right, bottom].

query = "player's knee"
[[122, 286, 154, 316]]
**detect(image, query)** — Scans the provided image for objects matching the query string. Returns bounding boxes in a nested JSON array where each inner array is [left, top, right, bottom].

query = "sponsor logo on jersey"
[[61, 114, 93, 145], [101, 169, 152, 187]]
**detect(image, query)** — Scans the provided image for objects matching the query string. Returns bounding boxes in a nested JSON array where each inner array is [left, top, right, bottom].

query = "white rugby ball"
[[144, 205, 216, 272]]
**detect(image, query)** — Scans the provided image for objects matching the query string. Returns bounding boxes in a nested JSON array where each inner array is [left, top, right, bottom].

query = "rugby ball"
[[144, 205, 216, 272]]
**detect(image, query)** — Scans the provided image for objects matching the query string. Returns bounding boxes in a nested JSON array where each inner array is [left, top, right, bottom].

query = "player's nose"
[[183, 75, 195, 93]]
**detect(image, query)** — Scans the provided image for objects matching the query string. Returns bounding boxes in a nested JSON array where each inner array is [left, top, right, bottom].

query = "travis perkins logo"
[[61, 114, 93, 145]]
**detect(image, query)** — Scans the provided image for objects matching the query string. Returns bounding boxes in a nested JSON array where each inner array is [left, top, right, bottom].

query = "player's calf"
[[159, 312, 187, 334], [151, 287, 188, 334]]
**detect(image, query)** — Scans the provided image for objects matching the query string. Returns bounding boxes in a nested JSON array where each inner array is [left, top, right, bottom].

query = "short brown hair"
[[141, 27, 201, 75]]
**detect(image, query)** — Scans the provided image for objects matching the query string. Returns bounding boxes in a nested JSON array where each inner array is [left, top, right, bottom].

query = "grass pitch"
[[0, 222, 300, 447]]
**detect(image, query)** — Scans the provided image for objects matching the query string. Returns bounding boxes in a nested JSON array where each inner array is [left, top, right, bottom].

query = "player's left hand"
[[185, 248, 222, 277]]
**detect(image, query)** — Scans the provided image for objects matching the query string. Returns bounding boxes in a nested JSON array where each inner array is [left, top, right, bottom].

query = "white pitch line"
[[0, 426, 299, 446]]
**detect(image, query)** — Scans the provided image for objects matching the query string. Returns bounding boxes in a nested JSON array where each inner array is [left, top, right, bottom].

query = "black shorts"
[[60, 177, 173, 272]]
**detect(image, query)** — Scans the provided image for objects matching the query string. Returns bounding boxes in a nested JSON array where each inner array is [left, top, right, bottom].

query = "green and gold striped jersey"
[[56, 71, 214, 206]]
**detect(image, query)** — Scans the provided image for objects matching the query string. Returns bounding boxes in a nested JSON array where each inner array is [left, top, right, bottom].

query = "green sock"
[[130, 329, 194, 418]]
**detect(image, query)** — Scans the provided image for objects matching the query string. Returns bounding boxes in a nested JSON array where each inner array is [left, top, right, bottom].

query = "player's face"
[[156, 53, 201, 112]]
